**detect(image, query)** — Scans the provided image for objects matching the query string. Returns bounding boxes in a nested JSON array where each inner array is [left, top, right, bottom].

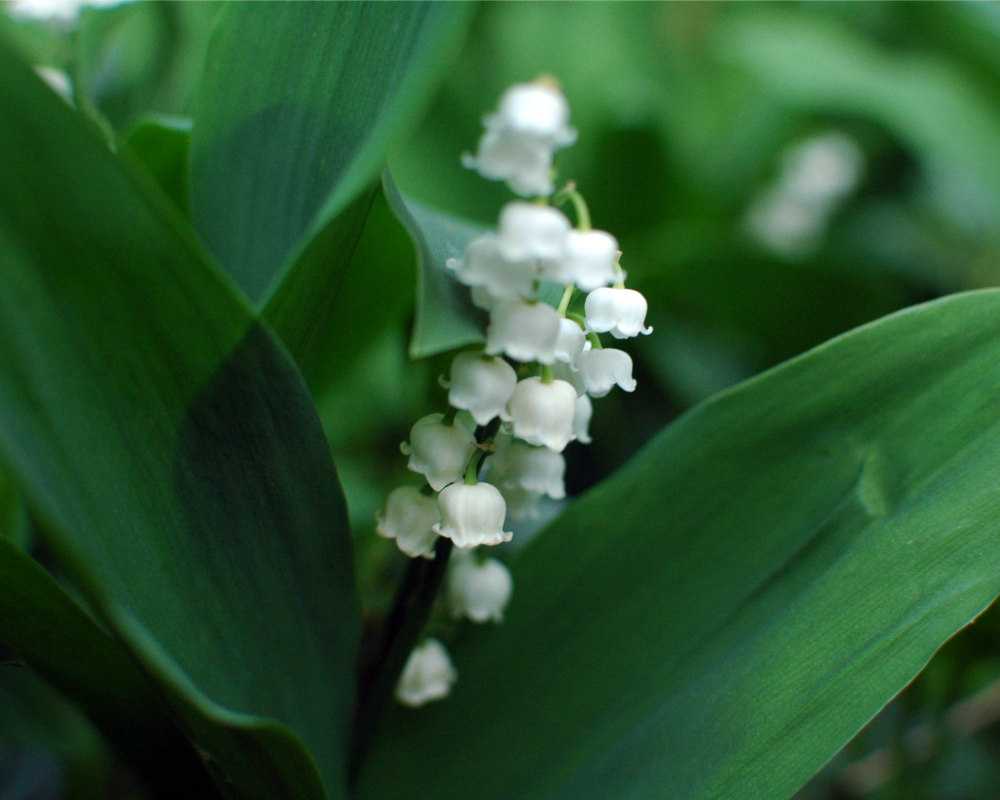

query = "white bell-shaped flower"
[[470, 285, 496, 311], [551, 360, 586, 396], [446, 234, 535, 300], [376, 486, 440, 560], [554, 317, 586, 364], [576, 345, 637, 398], [395, 639, 457, 707], [495, 81, 576, 145], [447, 351, 517, 426], [401, 413, 477, 491], [485, 300, 561, 364], [573, 394, 593, 444], [488, 437, 565, 499], [497, 202, 570, 262], [501, 486, 544, 521], [550, 230, 619, 290], [433, 481, 513, 549], [461, 81, 576, 197], [506, 377, 577, 452], [447, 553, 513, 623], [584, 287, 653, 339]]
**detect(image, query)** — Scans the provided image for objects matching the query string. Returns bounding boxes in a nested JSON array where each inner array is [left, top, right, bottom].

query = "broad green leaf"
[[0, 538, 213, 792], [74, 1, 222, 131], [191, 1, 472, 306], [381, 172, 485, 359], [0, 667, 109, 800], [0, 46, 357, 800], [714, 11, 1000, 216], [360, 290, 1000, 799], [122, 114, 192, 216]]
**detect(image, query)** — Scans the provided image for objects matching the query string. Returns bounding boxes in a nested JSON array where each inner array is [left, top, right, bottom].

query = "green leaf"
[[121, 114, 192, 216], [381, 172, 486, 359], [714, 11, 1000, 215], [0, 666, 109, 800], [0, 45, 357, 800], [74, 1, 222, 131], [359, 290, 1000, 799], [190, 1, 473, 305]]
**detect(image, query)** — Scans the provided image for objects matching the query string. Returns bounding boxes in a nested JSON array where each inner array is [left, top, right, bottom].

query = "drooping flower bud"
[[576, 345, 637, 398], [396, 639, 457, 707], [447, 352, 517, 426], [487, 437, 565, 499], [506, 376, 577, 452], [461, 81, 576, 197], [497, 202, 570, 262], [401, 413, 477, 491], [376, 486, 440, 560], [548, 230, 618, 290], [446, 234, 535, 300], [585, 287, 653, 339], [485, 300, 561, 364], [447, 553, 513, 623], [554, 317, 586, 364], [433, 481, 513, 549], [572, 394, 593, 444]]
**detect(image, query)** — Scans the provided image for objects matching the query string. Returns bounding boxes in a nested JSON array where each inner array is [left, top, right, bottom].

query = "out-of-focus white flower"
[[34, 67, 72, 101], [576, 345, 636, 398], [9, 0, 126, 21], [401, 413, 477, 491], [584, 287, 653, 339], [447, 351, 518, 426], [780, 132, 863, 203], [572, 394, 593, 444], [547, 230, 619, 290], [376, 486, 440, 560], [434, 481, 513, 548], [488, 437, 565, 499], [506, 377, 576, 452], [497, 202, 570, 261], [461, 80, 576, 197], [551, 360, 586, 396], [447, 554, 513, 623], [485, 300, 561, 364], [447, 234, 535, 300], [554, 317, 586, 364], [396, 639, 457, 707], [501, 486, 544, 521]]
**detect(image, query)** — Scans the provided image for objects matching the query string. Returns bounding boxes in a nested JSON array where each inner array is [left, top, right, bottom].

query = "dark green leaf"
[[0, 46, 357, 800], [382, 172, 485, 359], [191, 1, 472, 305], [0, 667, 109, 800], [359, 290, 1000, 799], [121, 114, 191, 216]]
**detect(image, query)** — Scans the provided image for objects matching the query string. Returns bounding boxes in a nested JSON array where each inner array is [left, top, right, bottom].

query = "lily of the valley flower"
[[376, 486, 440, 560], [447, 554, 513, 623], [506, 376, 577, 452], [498, 202, 571, 262], [485, 299, 562, 364], [488, 437, 566, 499], [433, 481, 513, 549], [401, 413, 477, 491], [572, 394, 593, 444], [548, 229, 619, 290], [447, 234, 535, 300], [461, 80, 576, 197], [576, 345, 637, 398], [396, 639, 457, 707], [554, 317, 586, 364], [447, 351, 518, 426], [585, 287, 653, 339]]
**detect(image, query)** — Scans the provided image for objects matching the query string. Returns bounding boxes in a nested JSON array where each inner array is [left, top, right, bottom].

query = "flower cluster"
[[385, 78, 653, 707]]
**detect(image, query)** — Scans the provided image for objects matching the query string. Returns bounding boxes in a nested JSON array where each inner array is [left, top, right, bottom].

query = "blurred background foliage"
[[3, 1, 1000, 798]]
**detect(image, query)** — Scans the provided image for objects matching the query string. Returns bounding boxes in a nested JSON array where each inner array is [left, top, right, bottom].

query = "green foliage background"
[[2, 2, 1000, 799]]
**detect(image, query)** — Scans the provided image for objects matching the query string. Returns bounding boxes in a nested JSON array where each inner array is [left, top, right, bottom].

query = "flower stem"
[[587, 331, 604, 349], [554, 181, 591, 231], [540, 363, 555, 383], [350, 536, 453, 783], [464, 449, 485, 484], [557, 284, 574, 316]]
